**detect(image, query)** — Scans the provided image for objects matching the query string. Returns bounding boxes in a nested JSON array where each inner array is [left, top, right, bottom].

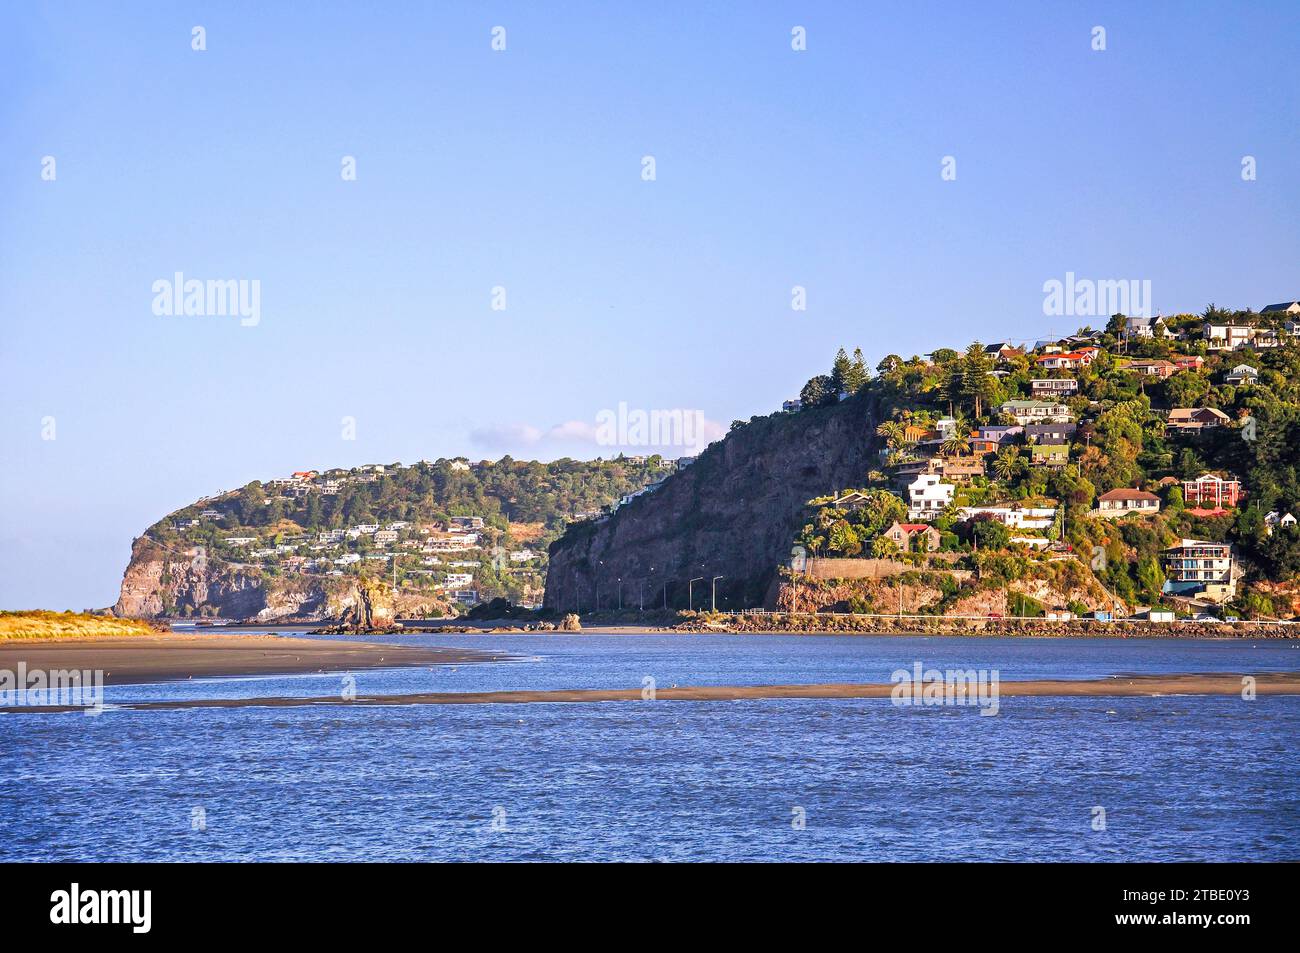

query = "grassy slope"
[[0, 610, 165, 641]]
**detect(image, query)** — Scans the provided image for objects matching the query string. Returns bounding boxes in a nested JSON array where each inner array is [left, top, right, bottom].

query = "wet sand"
[[0, 634, 504, 686], [4, 672, 1296, 713]]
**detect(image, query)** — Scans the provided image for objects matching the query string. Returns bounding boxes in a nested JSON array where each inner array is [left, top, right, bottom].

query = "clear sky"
[[2, 1, 1298, 610]]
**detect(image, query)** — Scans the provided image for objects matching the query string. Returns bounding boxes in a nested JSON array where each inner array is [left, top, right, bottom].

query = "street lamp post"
[[711, 575, 724, 612], [617, 578, 623, 612], [689, 577, 704, 612]]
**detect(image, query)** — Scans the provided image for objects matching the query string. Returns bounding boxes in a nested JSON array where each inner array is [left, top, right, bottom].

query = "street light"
[[689, 577, 704, 612], [617, 578, 623, 611], [711, 575, 724, 612]]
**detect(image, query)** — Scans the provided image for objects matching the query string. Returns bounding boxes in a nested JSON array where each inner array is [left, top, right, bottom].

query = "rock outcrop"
[[544, 393, 878, 611], [113, 538, 361, 622]]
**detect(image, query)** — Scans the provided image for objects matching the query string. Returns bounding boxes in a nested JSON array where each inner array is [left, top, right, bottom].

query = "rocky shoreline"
[[671, 612, 1296, 638]]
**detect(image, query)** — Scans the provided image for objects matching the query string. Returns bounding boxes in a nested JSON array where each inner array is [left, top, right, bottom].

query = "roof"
[[896, 523, 935, 533], [1187, 473, 1238, 483], [1261, 301, 1300, 312], [1099, 488, 1160, 502], [1168, 407, 1230, 422]]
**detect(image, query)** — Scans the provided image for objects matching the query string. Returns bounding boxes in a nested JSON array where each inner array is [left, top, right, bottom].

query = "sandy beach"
[[0, 634, 504, 685], [4, 671, 1296, 714]]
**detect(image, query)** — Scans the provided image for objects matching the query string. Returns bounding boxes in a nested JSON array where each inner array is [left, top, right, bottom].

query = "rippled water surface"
[[2, 634, 1297, 861]]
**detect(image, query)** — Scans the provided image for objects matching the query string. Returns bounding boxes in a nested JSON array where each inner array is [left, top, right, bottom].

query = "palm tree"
[[876, 420, 905, 448], [940, 431, 971, 458], [993, 447, 1021, 481]]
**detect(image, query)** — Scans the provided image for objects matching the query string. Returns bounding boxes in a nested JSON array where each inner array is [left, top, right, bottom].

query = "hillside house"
[[1001, 400, 1073, 425], [1166, 407, 1230, 432], [1126, 315, 1165, 338], [906, 474, 954, 521], [1224, 364, 1258, 385], [1262, 301, 1300, 315], [1030, 378, 1079, 396], [957, 504, 1057, 530], [1034, 351, 1095, 371], [1024, 422, 1077, 443], [1029, 442, 1070, 467], [1183, 473, 1242, 510], [1125, 359, 1176, 379], [782, 399, 802, 413], [1095, 488, 1161, 517], [882, 521, 943, 553], [1163, 539, 1236, 601], [1171, 355, 1205, 372]]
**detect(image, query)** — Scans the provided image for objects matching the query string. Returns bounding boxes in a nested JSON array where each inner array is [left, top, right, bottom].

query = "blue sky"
[[2, 1, 1298, 609]]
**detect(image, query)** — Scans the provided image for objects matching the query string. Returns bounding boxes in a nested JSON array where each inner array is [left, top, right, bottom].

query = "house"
[[387, 521, 411, 531], [971, 425, 1022, 456], [449, 460, 472, 471], [1265, 512, 1297, 535], [1163, 539, 1236, 601], [1030, 378, 1079, 396], [935, 417, 960, 438], [882, 521, 943, 553], [334, 553, 361, 566], [1204, 321, 1271, 351], [958, 504, 1057, 530], [1124, 358, 1177, 379], [449, 516, 485, 531], [1095, 488, 1161, 517], [1029, 443, 1069, 467], [1024, 422, 1076, 443], [902, 424, 933, 444], [782, 399, 802, 413], [1126, 315, 1165, 338], [1166, 407, 1230, 432], [509, 549, 541, 562], [1000, 400, 1073, 425], [1171, 354, 1205, 372], [1262, 300, 1300, 315], [291, 470, 318, 482], [1034, 351, 1095, 371], [223, 536, 257, 546], [1183, 473, 1242, 510], [441, 572, 474, 589], [453, 590, 480, 605], [354, 523, 379, 534], [1223, 364, 1258, 385], [983, 341, 1020, 360], [906, 474, 954, 521], [320, 480, 342, 495], [934, 456, 985, 481], [675, 456, 697, 469], [373, 530, 399, 544]]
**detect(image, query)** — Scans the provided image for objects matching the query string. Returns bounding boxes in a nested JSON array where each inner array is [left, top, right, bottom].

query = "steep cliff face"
[[544, 394, 878, 611], [113, 538, 362, 622]]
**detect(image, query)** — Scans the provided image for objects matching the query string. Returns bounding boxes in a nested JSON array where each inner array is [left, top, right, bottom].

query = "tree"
[[941, 427, 971, 458], [800, 374, 837, 408], [993, 446, 1022, 481], [876, 420, 905, 448], [969, 515, 1011, 550], [827, 520, 862, 556]]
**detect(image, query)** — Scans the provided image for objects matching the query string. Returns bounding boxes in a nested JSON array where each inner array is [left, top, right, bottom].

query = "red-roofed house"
[[1183, 473, 1243, 510], [1034, 351, 1096, 371], [882, 521, 943, 552]]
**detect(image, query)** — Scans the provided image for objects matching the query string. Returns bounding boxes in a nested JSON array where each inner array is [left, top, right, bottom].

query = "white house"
[[906, 475, 954, 521], [958, 504, 1057, 530], [1000, 400, 1073, 425], [1224, 364, 1258, 385]]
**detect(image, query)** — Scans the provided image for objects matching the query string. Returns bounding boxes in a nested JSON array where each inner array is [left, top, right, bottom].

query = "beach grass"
[[0, 610, 165, 641]]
